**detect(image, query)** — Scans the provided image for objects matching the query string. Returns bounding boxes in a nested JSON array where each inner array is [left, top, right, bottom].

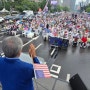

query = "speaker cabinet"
[[69, 74, 88, 90]]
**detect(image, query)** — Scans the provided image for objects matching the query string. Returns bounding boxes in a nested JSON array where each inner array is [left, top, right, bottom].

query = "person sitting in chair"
[[80, 35, 87, 48]]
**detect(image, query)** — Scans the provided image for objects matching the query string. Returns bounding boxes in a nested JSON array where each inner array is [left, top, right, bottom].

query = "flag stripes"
[[34, 64, 51, 79]]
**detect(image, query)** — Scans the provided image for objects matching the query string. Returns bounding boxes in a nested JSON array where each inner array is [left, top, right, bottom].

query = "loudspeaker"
[[69, 74, 88, 90]]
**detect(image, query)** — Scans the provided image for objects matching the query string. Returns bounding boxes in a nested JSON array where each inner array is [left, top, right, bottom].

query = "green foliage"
[[62, 6, 69, 11], [0, 0, 47, 12], [50, 9, 55, 13], [39, 0, 46, 10], [56, 5, 63, 12], [83, 4, 90, 12], [47, 5, 58, 13], [86, 7, 90, 12], [0, 3, 4, 10], [0, 0, 70, 13], [15, 5, 24, 12], [47, 1, 51, 11]]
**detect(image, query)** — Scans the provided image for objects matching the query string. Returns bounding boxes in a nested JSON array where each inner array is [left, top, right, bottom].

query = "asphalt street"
[[0, 33, 90, 89]]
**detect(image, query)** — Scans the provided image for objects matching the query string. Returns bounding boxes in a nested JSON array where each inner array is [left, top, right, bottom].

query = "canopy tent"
[[0, 8, 9, 13]]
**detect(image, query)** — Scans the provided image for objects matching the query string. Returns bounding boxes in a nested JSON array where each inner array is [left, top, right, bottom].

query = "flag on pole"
[[43, 0, 48, 13], [34, 64, 51, 79]]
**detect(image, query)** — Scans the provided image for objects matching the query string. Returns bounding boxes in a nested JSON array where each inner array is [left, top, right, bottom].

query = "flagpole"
[[43, 0, 49, 12]]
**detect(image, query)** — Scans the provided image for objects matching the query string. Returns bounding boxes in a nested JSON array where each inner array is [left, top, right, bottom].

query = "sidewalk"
[[0, 78, 72, 90], [34, 78, 71, 90]]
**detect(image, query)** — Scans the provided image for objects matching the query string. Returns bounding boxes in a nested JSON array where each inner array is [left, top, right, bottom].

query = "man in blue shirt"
[[0, 36, 40, 90]]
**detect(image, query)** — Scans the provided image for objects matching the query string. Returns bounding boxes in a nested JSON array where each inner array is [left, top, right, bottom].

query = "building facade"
[[86, 0, 89, 3], [63, 0, 71, 9], [63, 0, 76, 11], [70, 0, 76, 11]]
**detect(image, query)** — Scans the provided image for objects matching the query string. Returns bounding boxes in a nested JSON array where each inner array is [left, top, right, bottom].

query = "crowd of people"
[[33, 12, 90, 48], [1, 12, 90, 48], [0, 12, 90, 89]]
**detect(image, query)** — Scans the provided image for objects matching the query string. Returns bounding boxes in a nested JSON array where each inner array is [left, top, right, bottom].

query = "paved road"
[[0, 33, 90, 89]]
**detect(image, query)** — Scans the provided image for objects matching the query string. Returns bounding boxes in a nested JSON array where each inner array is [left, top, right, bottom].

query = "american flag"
[[43, 0, 48, 13], [34, 64, 51, 79]]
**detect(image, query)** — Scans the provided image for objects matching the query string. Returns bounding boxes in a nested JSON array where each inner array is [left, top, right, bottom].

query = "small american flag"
[[34, 64, 51, 79]]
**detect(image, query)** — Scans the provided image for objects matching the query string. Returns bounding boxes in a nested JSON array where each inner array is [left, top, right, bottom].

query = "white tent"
[[0, 8, 9, 13]]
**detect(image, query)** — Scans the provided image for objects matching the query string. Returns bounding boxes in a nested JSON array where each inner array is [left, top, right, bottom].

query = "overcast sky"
[[76, 0, 86, 4]]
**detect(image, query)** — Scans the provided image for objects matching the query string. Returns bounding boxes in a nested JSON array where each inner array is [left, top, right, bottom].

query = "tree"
[[62, 6, 69, 11], [0, 2, 4, 10], [56, 5, 63, 12], [15, 5, 24, 12], [84, 3, 90, 12], [38, 0, 46, 10], [0, 0, 47, 12], [47, 1, 51, 11], [15, 0, 39, 12], [86, 7, 90, 12]]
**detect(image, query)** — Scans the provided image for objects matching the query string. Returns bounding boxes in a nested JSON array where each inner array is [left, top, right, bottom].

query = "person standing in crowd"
[[0, 36, 40, 90]]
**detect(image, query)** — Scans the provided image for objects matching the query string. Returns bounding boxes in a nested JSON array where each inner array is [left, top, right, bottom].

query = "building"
[[70, 0, 76, 11], [63, 0, 71, 9], [86, 0, 89, 4], [63, 0, 76, 11], [85, 0, 90, 5]]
